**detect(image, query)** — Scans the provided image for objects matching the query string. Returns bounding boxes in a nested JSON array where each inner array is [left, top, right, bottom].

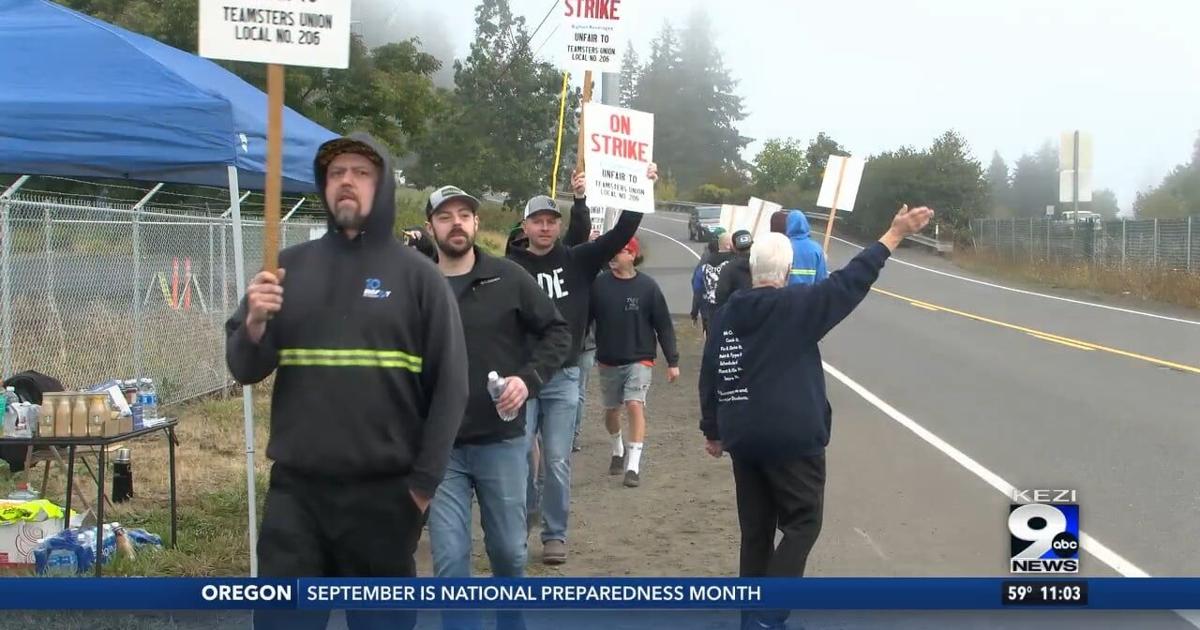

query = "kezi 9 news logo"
[[1009, 489, 1079, 573]]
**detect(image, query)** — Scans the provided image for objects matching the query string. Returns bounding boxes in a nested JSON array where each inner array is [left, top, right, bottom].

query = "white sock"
[[626, 442, 643, 473], [610, 432, 624, 457]]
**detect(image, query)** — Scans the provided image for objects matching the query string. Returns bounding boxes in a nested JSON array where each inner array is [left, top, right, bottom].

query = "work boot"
[[543, 539, 567, 565]]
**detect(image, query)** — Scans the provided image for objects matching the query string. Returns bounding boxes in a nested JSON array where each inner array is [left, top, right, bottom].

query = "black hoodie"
[[506, 200, 642, 367], [699, 242, 891, 461], [224, 133, 469, 498], [715, 254, 752, 308]]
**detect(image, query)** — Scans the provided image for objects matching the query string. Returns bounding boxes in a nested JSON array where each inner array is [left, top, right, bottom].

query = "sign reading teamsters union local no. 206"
[[198, 0, 351, 69]]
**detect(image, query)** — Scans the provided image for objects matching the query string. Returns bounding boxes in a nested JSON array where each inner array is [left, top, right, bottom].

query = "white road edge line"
[[822, 362, 1200, 627], [822, 361, 1148, 577], [650, 219, 1200, 626], [815, 230, 1200, 326], [639, 226, 704, 259]]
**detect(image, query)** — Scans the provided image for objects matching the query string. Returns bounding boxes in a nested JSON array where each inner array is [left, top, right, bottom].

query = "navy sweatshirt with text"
[[699, 242, 892, 462], [590, 271, 679, 368]]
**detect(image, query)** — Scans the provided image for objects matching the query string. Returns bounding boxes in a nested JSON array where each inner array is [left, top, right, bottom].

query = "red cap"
[[623, 236, 641, 257]]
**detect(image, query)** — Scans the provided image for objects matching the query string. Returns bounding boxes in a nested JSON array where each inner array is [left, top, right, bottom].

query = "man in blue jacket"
[[699, 204, 932, 630], [785, 210, 828, 285]]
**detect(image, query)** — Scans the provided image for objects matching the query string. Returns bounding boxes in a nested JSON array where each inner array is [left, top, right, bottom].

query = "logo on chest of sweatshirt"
[[536, 267, 570, 299], [362, 278, 392, 299], [624, 297, 640, 312]]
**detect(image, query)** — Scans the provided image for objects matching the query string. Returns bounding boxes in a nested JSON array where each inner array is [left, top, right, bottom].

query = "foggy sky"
[[399, 1, 1200, 213]]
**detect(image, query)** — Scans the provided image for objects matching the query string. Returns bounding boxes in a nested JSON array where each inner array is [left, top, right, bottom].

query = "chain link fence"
[[0, 193, 325, 405], [970, 216, 1198, 273]]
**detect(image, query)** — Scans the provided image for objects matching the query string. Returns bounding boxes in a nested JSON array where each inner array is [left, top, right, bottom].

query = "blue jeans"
[[574, 349, 596, 443], [430, 437, 528, 630], [525, 367, 580, 543]]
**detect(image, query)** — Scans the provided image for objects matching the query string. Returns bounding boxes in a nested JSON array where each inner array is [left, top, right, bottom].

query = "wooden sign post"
[[263, 64, 284, 271], [575, 71, 595, 174], [821, 162, 847, 254]]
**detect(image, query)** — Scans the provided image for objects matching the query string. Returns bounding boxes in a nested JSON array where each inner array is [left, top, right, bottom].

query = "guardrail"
[[800, 210, 953, 254]]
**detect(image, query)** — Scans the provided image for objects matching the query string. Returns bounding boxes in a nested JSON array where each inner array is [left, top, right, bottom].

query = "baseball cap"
[[426, 185, 480, 219], [523, 195, 562, 219], [622, 236, 641, 257], [732, 229, 753, 252], [317, 137, 383, 170]]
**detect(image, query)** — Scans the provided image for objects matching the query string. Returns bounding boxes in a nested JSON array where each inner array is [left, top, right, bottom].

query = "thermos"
[[112, 448, 133, 503]]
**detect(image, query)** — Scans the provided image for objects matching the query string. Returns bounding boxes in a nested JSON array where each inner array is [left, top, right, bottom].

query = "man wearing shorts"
[[589, 236, 680, 488]]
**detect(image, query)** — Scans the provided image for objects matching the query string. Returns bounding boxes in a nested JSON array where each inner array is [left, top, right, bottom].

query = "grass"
[[953, 249, 1200, 310]]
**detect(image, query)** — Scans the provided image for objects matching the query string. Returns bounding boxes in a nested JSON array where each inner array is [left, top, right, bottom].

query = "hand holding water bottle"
[[486, 372, 528, 421]]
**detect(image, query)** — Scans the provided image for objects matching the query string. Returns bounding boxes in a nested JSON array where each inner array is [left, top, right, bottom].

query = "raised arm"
[[794, 205, 933, 342], [563, 171, 592, 247]]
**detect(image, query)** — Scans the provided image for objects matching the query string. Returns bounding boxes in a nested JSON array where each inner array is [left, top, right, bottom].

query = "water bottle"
[[486, 372, 517, 422], [2, 387, 18, 437], [137, 378, 158, 421]]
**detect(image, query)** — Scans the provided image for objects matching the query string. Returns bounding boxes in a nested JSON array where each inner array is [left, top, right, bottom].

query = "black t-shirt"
[[446, 273, 472, 298]]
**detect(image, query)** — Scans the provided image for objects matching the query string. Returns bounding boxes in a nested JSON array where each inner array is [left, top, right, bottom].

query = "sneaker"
[[609, 455, 624, 475], [572, 442, 582, 453], [623, 470, 640, 487], [543, 539, 567, 565]]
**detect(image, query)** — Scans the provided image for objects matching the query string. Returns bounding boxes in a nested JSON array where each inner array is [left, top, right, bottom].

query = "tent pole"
[[228, 166, 259, 578], [1, 176, 31, 378], [131, 183, 163, 384]]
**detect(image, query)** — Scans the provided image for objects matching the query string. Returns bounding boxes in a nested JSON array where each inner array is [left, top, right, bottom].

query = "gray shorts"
[[598, 363, 653, 408]]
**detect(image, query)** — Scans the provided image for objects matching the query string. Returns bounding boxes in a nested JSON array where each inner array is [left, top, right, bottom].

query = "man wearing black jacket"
[[590, 236, 679, 488], [699, 205, 932, 630], [226, 134, 468, 630], [422, 185, 571, 630], [506, 163, 656, 564]]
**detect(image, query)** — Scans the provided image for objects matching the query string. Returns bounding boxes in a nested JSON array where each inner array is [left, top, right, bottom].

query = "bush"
[[765, 184, 819, 211], [655, 176, 679, 202], [693, 184, 732, 204]]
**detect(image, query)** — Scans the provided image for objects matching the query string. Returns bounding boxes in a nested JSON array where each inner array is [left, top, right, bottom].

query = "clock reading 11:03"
[[1002, 581, 1088, 606]]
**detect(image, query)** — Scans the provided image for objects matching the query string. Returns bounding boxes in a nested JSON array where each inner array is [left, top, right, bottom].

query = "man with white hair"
[[699, 205, 933, 630]]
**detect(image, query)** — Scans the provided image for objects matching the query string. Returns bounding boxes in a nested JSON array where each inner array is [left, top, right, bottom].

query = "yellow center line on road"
[[875, 286, 1200, 375], [1028, 333, 1095, 351]]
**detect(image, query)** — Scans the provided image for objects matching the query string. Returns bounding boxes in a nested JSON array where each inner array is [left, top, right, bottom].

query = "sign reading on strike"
[[199, 0, 351, 69], [584, 103, 655, 214], [563, 0, 628, 73]]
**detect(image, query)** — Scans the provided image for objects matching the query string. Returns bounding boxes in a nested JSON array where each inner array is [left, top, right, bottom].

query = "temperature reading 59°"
[[1008, 585, 1034, 601]]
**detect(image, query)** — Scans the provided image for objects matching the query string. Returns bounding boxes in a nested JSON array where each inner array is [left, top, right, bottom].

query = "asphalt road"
[[630, 210, 1200, 627]]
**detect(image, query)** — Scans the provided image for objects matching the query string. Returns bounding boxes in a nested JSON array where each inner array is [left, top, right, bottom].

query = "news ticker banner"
[[9, 578, 1200, 610]]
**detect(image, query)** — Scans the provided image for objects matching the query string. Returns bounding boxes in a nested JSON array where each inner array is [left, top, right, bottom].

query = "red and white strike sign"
[[584, 102, 654, 214], [563, 0, 629, 73]]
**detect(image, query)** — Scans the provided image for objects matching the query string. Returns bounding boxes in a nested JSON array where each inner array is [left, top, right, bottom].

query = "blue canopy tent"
[[0, 0, 340, 576], [0, 0, 337, 192]]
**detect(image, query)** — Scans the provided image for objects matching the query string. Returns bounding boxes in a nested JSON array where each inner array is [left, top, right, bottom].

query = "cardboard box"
[[0, 500, 76, 566]]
